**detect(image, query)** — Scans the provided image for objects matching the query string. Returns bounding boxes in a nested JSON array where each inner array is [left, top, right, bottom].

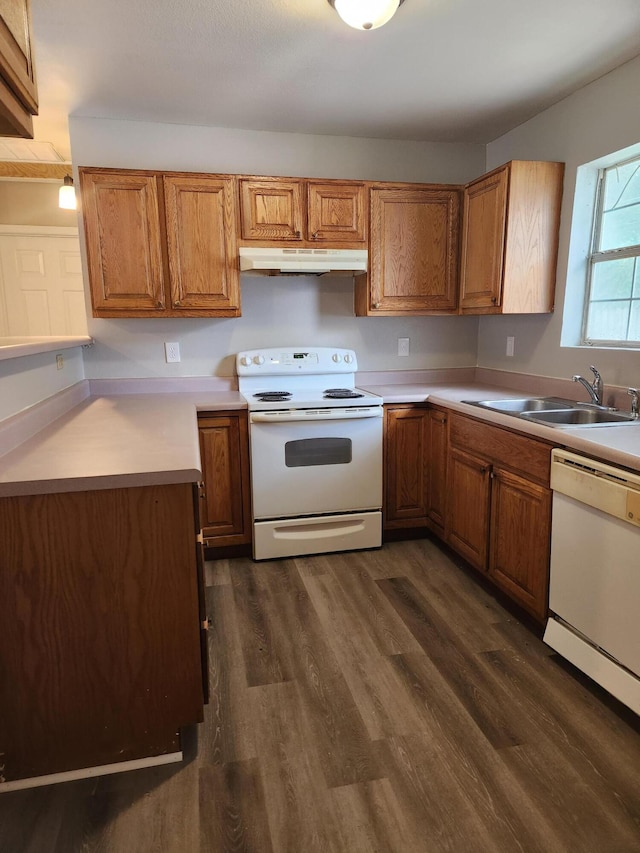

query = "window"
[[582, 155, 640, 346]]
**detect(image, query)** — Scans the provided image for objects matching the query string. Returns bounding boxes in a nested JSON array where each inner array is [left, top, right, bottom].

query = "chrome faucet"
[[628, 388, 640, 418], [573, 365, 603, 406]]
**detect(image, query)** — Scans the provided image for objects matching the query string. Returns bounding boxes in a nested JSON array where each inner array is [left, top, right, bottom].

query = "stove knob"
[[332, 353, 342, 363], [253, 355, 265, 365], [239, 355, 252, 367], [344, 353, 354, 364]]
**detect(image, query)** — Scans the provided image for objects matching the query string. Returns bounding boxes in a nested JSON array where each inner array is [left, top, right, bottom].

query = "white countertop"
[[1, 381, 639, 499], [0, 391, 245, 497]]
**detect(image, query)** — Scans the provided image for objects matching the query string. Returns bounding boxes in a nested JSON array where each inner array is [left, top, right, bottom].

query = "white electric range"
[[237, 347, 383, 560]]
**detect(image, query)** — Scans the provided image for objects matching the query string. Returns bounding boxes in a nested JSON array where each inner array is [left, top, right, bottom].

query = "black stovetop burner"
[[323, 388, 364, 399], [254, 391, 292, 401]]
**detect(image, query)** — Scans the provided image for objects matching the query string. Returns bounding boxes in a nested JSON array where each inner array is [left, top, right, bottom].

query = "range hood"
[[239, 247, 368, 276]]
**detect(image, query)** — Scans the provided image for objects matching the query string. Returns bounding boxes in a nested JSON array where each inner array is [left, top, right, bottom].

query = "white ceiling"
[[29, 0, 640, 160]]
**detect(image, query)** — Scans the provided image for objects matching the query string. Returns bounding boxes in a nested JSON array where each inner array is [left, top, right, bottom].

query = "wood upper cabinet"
[[198, 411, 251, 548], [384, 405, 429, 529], [81, 171, 166, 312], [0, 0, 38, 137], [164, 175, 239, 311], [239, 176, 366, 245], [307, 181, 366, 242], [356, 185, 460, 315], [80, 168, 241, 317], [446, 412, 553, 622], [460, 160, 564, 314], [239, 178, 304, 241]]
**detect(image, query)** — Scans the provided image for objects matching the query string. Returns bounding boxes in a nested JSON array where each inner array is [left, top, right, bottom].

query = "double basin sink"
[[463, 397, 639, 428]]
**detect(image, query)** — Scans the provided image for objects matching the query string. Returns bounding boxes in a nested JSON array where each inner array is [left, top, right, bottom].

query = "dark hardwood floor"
[[1, 538, 639, 852]]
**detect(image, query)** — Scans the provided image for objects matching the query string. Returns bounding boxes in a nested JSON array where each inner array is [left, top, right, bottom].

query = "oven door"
[[249, 408, 383, 520]]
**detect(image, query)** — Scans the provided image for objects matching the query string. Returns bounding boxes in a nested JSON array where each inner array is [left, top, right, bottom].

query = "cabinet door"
[[80, 170, 166, 313], [0, 484, 204, 782], [459, 167, 508, 310], [0, 0, 37, 137], [426, 407, 448, 534], [446, 446, 491, 571], [307, 181, 366, 243], [384, 406, 428, 528], [198, 413, 251, 547], [239, 178, 304, 241], [164, 175, 240, 314], [368, 188, 460, 313], [489, 467, 551, 622]]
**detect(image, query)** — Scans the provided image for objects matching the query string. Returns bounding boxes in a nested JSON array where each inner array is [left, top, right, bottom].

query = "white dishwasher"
[[544, 449, 640, 715]]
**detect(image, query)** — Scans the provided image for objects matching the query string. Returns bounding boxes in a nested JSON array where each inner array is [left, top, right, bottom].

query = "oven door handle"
[[250, 408, 383, 423]]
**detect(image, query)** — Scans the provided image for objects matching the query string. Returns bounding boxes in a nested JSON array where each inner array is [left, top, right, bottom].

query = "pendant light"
[[58, 175, 76, 210], [328, 0, 405, 30]]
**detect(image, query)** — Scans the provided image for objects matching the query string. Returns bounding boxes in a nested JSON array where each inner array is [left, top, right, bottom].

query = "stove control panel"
[[236, 347, 358, 375]]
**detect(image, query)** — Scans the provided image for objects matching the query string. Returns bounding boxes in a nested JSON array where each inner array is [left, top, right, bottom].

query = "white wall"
[[71, 118, 484, 378], [478, 55, 640, 387], [0, 346, 84, 421]]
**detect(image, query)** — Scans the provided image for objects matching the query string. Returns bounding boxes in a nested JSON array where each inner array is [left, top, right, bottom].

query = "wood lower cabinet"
[[446, 412, 553, 621], [239, 176, 366, 245], [356, 185, 460, 315], [446, 445, 491, 570], [460, 160, 564, 314], [0, 0, 38, 137], [80, 168, 241, 318], [0, 483, 205, 784], [425, 406, 448, 535], [489, 466, 552, 620], [384, 405, 429, 528], [198, 411, 251, 548]]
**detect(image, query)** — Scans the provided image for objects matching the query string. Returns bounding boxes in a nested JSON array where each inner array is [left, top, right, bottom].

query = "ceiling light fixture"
[[59, 175, 76, 210], [328, 0, 405, 30]]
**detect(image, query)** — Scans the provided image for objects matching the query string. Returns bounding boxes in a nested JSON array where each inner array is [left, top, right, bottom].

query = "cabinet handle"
[[156, 300, 164, 309], [374, 301, 381, 309], [174, 299, 181, 307], [311, 231, 320, 240], [491, 296, 497, 304], [294, 230, 301, 238]]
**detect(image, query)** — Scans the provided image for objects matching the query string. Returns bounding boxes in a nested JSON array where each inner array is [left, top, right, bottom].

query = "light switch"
[[398, 337, 410, 357]]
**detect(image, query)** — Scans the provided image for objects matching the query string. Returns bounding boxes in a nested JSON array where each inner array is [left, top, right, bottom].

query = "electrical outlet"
[[165, 342, 181, 363], [398, 337, 410, 357], [506, 336, 515, 357], [56, 353, 64, 370]]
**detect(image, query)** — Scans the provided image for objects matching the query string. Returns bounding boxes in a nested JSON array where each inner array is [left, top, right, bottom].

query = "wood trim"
[[0, 162, 70, 178]]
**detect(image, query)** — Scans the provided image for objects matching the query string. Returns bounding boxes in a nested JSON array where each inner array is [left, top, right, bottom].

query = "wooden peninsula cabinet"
[[80, 168, 241, 318], [355, 185, 460, 315], [0, 0, 38, 137], [198, 411, 251, 549], [446, 413, 553, 622], [459, 160, 564, 314], [0, 483, 207, 786], [239, 176, 367, 245]]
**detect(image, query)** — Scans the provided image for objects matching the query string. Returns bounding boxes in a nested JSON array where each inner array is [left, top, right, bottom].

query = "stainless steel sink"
[[520, 409, 638, 427], [462, 396, 639, 428], [465, 397, 575, 414]]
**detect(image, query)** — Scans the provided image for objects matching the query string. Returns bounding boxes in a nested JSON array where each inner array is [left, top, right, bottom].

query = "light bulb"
[[59, 176, 76, 210], [333, 0, 401, 30]]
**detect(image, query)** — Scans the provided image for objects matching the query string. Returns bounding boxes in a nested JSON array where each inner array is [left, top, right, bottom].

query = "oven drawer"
[[254, 511, 382, 560]]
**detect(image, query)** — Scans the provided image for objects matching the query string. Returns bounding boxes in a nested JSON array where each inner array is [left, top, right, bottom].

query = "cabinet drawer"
[[449, 413, 552, 484]]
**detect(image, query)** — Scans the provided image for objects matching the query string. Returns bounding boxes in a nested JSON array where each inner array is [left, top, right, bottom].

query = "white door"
[[0, 228, 87, 336]]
